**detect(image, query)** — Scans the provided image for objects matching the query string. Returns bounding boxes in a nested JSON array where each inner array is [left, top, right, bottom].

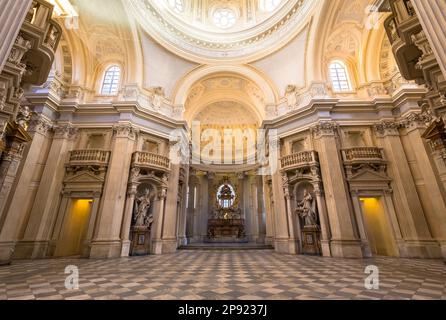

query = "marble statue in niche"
[[134, 187, 154, 228], [296, 189, 318, 227], [130, 185, 154, 256], [295, 183, 322, 255]]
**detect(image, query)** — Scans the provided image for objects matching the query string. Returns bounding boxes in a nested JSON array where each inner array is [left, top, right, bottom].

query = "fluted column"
[[264, 177, 275, 245], [282, 173, 301, 253], [313, 182, 331, 257], [0, 0, 32, 73], [120, 186, 138, 257], [412, 0, 446, 78], [271, 138, 297, 254], [160, 161, 180, 253], [90, 124, 136, 258], [177, 166, 189, 246], [151, 188, 167, 254], [312, 121, 362, 258]]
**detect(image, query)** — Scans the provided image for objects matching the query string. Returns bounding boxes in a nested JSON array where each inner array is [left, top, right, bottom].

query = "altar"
[[206, 182, 247, 243], [206, 218, 246, 243]]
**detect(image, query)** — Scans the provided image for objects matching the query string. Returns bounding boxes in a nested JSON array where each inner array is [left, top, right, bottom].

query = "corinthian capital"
[[54, 123, 78, 139], [373, 121, 399, 137], [27, 114, 53, 136], [113, 123, 138, 139], [311, 121, 339, 139], [400, 112, 432, 131]]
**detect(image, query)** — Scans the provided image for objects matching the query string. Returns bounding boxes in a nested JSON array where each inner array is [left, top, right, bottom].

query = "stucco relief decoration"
[[127, 0, 317, 63]]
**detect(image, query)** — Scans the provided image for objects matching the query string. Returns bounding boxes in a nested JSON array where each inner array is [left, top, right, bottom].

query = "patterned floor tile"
[[0, 250, 445, 300]]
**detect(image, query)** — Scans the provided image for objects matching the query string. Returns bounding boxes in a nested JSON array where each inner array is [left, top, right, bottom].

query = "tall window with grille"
[[329, 61, 352, 92], [101, 66, 121, 95]]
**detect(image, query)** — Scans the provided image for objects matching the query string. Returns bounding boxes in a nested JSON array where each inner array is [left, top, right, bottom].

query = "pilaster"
[[311, 121, 362, 258], [90, 123, 136, 258]]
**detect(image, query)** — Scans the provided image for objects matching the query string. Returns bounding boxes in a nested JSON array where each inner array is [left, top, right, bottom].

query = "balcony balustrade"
[[280, 150, 319, 171], [132, 151, 170, 171], [68, 149, 111, 167]]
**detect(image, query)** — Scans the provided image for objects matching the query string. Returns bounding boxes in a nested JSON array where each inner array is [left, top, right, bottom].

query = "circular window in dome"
[[167, 0, 184, 13], [261, 0, 282, 12], [213, 8, 237, 29]]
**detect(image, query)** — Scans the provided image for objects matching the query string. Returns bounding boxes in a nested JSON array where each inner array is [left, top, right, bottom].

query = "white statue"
[[134, 188, 153, 227], [285, 85, 297, 108], [296, 189, 318, 227]]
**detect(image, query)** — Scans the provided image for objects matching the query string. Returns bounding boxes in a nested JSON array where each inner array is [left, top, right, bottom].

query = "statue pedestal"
[[301, 225, 322, 256], [130, 226, 151, 256]]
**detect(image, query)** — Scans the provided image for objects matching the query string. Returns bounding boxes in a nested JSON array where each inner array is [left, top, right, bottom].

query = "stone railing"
[[132, 151, 170, 171], [68, 149, 111, 166], [342, 147, 385, 163], [281, 150, 319, 171]]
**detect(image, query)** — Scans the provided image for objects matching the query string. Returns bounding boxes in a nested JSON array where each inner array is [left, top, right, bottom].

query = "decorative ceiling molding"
[[126, 0, 320, 63]]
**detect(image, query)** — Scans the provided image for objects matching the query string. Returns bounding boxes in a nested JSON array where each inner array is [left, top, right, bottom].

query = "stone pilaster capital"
[[311, 121, 339, 139], [206, 171, 216, 180], [157, 188, 168, 200], [27, 114, 53, 136], [129, 167, 141, 182], [54, 123, 78, 140], [237, 172, 245, 180], [373, 121, 400, 137], [313, 182, 324, 196], [400, 112, 432, 132], [113, 123, 138, 140]]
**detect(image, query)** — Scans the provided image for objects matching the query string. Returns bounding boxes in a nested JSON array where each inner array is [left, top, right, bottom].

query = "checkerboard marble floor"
[[0, 250, 445, 300]]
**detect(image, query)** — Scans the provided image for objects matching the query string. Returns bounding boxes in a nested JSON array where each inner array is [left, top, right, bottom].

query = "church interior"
[[0, 0, 445, 300]]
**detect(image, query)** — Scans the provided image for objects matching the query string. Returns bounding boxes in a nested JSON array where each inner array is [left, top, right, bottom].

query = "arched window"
[[213, 8, 237, 29], [260, 0, 281, 12], [329, 61, 352, 92], [101, 66, 121, 95]]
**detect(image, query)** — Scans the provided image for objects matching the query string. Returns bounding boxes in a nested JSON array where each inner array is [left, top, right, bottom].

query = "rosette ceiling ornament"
[[126, 0, 319, 64]]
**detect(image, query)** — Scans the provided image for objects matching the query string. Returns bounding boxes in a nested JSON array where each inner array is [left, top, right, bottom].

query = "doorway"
[[55, 199, 93, 257], [360, 197, 397, 256]]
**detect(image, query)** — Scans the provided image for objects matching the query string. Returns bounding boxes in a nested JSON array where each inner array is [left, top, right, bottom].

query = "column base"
[[321, 240, 331, 257], [13, 240, 49, 259], [440, 241, 446, 259], [265, 236, 274, 246], [121, 240, 131, 257], [398, 240, 442, 258], [90, 240, 122, 258], [359, 240, 372, 258], [178, 236, 188, 247], [162, 238, 178, 253], [274, 238, 300, 254], [0, 241, 15, 265], [330, 239, 363, 258]]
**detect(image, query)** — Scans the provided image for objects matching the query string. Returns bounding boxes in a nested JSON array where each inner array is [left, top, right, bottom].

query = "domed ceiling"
[[127, 0, 319, 63]]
